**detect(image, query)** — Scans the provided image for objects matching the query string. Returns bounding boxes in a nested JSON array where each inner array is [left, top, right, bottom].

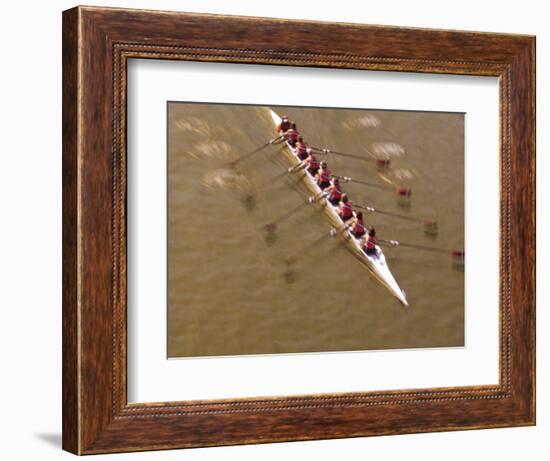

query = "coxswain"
[[350, 211, 366, 238], [284, 123, 299, 148], [362, 227, 377, 255], [316, 161, 332, 190], [277, 114, 291, 133], [306, 151, 320, 176], [295, 137, 309, 160], [326, 178, 343, 206], [339, 194, 354, 222]]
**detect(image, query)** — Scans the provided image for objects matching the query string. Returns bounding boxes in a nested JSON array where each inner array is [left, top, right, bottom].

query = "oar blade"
[[283, 267, 298, 284], [240, 192, 257, 212], [376, 158, 391, 169], [451, 249, 465, 262], [265, 222, 277, 233], [423, 219, 440, 236], [396, 187, 412, 198]]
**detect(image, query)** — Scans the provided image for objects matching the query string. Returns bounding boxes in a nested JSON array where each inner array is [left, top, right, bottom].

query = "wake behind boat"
[[269, 110, 408, 307]]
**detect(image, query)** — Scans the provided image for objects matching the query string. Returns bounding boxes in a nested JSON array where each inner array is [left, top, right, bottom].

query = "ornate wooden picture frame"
[[62, 6, 535, 455]]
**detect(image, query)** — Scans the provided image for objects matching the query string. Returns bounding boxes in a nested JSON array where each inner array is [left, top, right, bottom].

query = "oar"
[[285, 225, 348, 266], [329, 224, 352, 238], [265, 192, 327, 233], [288, 161, 308, 173], [333, 175, 412, 197], [230, 135, 283, 167], [354, 204, 439, 232], [378, 238, 464, 261], [241, 155, 306, 212], [255, 168, 290, 190], [311, 146, 391, 168]]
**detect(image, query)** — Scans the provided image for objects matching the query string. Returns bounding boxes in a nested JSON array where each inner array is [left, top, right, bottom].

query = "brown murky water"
[[167, 102, 464, 357]]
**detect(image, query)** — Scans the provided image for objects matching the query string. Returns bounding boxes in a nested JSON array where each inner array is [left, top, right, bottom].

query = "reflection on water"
[[167, 102, 464, 358]]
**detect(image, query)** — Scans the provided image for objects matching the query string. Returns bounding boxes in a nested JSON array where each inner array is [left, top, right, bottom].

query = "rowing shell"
[[269, 110, 408, 307]]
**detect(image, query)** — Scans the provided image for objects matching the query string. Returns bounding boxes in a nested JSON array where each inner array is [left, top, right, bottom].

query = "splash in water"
[[378, 168, 417, 188], [188, 140, 235, 161], [389, 168, 416, 182], [370, 142, 405, 159], [341, 114, 381, 130], [174, 117, 213, 136], [202, 168, 250, 190]]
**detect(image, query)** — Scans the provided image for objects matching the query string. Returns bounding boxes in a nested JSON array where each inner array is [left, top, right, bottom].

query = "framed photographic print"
[[62, 6, 535, 455]]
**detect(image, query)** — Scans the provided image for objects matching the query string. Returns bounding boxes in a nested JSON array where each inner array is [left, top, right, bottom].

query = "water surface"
[[167, 103, 464, 357]]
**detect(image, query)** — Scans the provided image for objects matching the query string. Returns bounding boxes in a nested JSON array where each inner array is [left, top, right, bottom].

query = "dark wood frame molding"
[[62, 5, 535, 455]]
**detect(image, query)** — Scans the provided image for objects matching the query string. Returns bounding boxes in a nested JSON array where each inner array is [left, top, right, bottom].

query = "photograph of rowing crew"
[[167, 102, 465, 358]]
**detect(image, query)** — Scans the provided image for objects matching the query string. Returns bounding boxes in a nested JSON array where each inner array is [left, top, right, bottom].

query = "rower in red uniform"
[[316, 161, 332, 189], [277, 114, 291, 133], [306, 151, 320, 176], [284, 123, 299, 148], [295, 137, 309, 160], [339, 194, 354, 222], [362, 226, 377, 255], [350, 211, 366, 238], [326, 178, 343, 206]]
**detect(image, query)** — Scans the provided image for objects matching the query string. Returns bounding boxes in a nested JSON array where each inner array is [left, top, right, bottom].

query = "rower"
[[284, 123, 299, 148], [316, 161, 332, 190], [350, 211, 366, 238], [295, 137, 309, 160], [362, 226, 377, 255], [277, 114, 291, 133], [339, 194, 354, 222], [305, 151, 320, 176], [325, 178, 343, 206]]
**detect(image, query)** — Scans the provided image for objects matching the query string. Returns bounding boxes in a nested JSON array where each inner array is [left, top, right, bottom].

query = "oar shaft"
[[311, 146, 374, 162], [231, 136, 282, 165], [330, 224, 351, 237], [267, 191, 327, 228], [333, 175, 393, 191], [379, 239, 461, 255], [272, 200, 309, 224], [289, 161, 307, 173], [355, 204, 424, 223], [286, 226, 341, 264], [397, 242, 447, 253], [333, 175, 412, 198], [256, 169, 288, 189]]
